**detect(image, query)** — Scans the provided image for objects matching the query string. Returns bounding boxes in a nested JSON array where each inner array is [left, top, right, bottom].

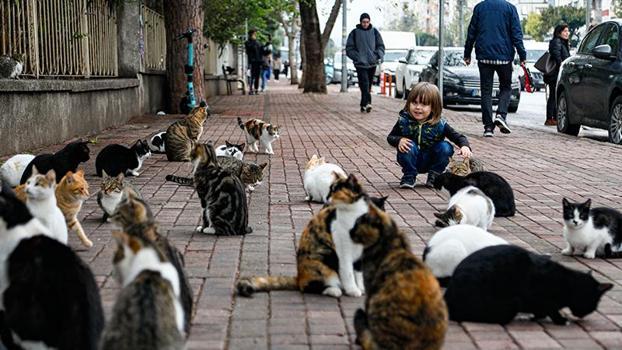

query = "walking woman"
[[544, 23, 570, 126]]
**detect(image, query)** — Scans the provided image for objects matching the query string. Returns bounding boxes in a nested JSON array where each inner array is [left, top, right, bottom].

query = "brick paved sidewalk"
[[18, 79, 622, 349]]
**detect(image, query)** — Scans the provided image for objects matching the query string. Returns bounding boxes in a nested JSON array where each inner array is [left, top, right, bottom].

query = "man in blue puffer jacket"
[[464, 0, 526, 137]]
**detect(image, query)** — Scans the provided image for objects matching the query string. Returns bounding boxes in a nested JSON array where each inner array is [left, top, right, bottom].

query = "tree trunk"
[[321, 0, 342, 49], [298, 33, 305, 89], [299, 0, 327, 93], [163, 0, 205, 113], [287, 32, 299, 85]]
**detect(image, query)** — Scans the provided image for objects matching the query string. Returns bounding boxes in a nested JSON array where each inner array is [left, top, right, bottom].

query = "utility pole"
[[340, 0, 348, 93], [586, 0, 591, 30], [438, 0, 444, 103], [458, 0, 464, 46]]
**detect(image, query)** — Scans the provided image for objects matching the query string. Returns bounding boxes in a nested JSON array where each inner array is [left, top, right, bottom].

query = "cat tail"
[[236, 276, 297, 297], [165, 175, 194, 186], [237, 117, 245, 130], [353, 309, 378, 350], [604, 243, 622, 258]]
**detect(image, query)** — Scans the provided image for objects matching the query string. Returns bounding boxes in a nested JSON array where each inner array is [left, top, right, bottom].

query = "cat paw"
[[265, 150, 274, 155], [344, 287, 363, 297], [195, 226, 204, 232], [130, 171, 140, 176], [561, 248, 573, 256], [322, 287, 343, 298], [202, 227, 216, 234], [82, 239, 94, 248], [583, 251, 596, 259]]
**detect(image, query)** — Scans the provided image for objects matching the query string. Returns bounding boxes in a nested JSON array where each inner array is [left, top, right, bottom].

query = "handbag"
[[534, 51, 556, 75]]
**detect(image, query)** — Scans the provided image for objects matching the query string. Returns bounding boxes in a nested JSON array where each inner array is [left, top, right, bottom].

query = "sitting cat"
[[237, 117, 280, 154], [96, 139, 151, 177], [236, 196, 388, 298], [0, 184, 104, 350], [190, 143, 252, 235], [97, 172, 127, 222], [111, 187, 193, 334], [434, 186, 495, 230], [351, 203, 447, 350], [0, 154, 35, 187], [561, 198, 622, 259], [20, 139, 91, 184], [445, 245, 613, 325], [22, 167, 68, 244], [148, 131, 167, 154], [165, 102, 209, 162], [55, 170, 93, 248], [423, 224, 508, 286], [303, 154, 347, 203], [100, 232, 185, 349], [215, 141, 245, 160], [0, 53, 24, 79], [447, 156, 485, 176], [433, 171, 515, 217]]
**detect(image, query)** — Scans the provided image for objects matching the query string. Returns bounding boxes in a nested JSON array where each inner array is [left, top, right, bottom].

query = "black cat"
[[20, 139, 90, 184], [444, 245, 613, 325], [95, 140, 152, 177], [433, 171, 516, 217]]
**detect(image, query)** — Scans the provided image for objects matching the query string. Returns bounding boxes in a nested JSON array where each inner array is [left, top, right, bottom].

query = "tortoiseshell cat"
[[237, 195, 387, 298], [237, 117, 280, 154], [165, 102, 209, 162], [351, 203, 448, 350]]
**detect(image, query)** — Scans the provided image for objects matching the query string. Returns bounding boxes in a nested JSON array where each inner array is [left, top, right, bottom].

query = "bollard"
[[388, 73, 392, 97], [380, 72, 386, 95]]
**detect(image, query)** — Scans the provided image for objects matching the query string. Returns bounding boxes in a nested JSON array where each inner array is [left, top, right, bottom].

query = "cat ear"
[[65, 172, 74, 184], [45, 169, 56, 183], [111, 230, 129, 246], [562, 198, 570, 207], [346, 173, 358, 185], [433, 212, 444, 219], [76, 169, 85, 177], [598, 283, 614, 294], [259, 162, 268, 170], [583, 199, 592, 209], [332, 171, 346, 181], [31, 165, 40, 176], [310, 154, 318, 161], [587, 270, 593, 276], [116, 173, 125, 182], [102, 169, 110, 179], [238, 143, 245, 151], [226, 141, 233, 147]]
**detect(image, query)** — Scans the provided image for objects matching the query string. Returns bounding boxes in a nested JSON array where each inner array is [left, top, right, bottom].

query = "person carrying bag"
[[541, 24, 571, 126]]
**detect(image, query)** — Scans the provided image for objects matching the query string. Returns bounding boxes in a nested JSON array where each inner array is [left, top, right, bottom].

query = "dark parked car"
[[556, 20, 622, 144], [419, 48, 521, 112]]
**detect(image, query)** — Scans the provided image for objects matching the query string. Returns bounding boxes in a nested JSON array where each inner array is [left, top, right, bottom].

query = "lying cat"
[[303, 154, 347, 203], [434, 186, 495, 230]]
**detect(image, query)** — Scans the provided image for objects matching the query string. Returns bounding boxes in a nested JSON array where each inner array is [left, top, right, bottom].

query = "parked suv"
[[395, 46, 436, 98], [556, 20, 622, 144]]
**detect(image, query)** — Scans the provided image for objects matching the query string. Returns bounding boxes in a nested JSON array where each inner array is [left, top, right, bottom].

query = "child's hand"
[[398, 138, 413, 153], [458, 146, 472, 158]]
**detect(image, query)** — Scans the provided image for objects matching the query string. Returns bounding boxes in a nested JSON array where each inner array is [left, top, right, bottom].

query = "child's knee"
[[437, 141, 454, 157]]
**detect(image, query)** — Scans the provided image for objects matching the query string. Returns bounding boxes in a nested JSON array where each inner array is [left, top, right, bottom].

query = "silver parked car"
[[394, 47, 437, 99]]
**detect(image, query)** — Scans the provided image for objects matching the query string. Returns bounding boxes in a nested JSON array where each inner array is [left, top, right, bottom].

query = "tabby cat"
[[166, 155, 267, 192], [0, 53, 24, 79], [189, 143, 252, 236], [111, 187, 193, 334], [237, 117, 280, 154], [447, 156, 485, 176], [55, 169, 93, 248], [165, 102, 209, 162], [97, 172, 138, 223], [236, 196, 387, 298], [100, 231, 184, 350], [350, 203, 448, 350]]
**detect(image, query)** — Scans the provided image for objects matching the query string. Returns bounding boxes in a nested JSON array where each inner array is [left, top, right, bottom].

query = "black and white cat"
[[444, 245, 613, 325], [0, 183, 105, 349], [95, 140, 152, 177], [434, 186, 495, 230], [215, 141, 245, 160], [148, 132, 167, 154], [562, 198, 622, 259]]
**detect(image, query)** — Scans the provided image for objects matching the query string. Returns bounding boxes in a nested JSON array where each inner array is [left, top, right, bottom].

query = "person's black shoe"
[[360, 106, 366, 113], [494, 114, 512, 134], [399, 176, 416, 189], [483, 126, 494, 137], [366, 104, 372, 113], [425, 171, 440, 188]]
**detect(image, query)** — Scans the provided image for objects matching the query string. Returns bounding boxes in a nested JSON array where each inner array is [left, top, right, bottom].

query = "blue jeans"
[[397, 141, 454, 179], [261, 67, 271, 90]]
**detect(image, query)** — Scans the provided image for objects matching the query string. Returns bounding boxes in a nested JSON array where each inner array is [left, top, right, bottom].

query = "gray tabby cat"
[[165, 102, 209, 162], [166, 156, 267, 192], [99, 231, 184, 350], [0, 53, 24, 79], [96, 171, 141, 222]]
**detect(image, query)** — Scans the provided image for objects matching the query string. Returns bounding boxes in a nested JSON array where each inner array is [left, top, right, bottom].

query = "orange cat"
[[56, 170, 92, 248]]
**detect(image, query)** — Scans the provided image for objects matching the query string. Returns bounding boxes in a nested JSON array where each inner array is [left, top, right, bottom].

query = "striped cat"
[[97, 171, 141, 223], [165, 101, 209, 162], [190, 143, 252, 235], [166, 156, 267, 192], [111, 187, 193, 334], [55, 169, 93, 248], [237, 117, 280, 154], [100, 231, 185, 350], [351, 203, 448, 350], [448, 156, 485, 176]]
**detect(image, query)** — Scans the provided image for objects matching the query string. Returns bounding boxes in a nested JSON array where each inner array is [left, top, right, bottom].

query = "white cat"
[[215, 141, 245, 160], [434, 186, 495, 230], [0, 154, 35, 187], [423, 224, 508, 283], [303, 155, 347, 203], [23, 167, 68, 244]]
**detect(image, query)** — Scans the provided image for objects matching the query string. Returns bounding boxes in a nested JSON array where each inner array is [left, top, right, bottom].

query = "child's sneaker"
[[425, 171, 440, 188], [400, 176, 416, 189]]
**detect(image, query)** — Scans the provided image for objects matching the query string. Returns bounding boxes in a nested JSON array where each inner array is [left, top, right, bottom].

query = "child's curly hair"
[[404, 82, 443, 125]]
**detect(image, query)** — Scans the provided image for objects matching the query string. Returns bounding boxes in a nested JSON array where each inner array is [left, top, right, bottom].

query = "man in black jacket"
[[245, 29, 267, 95], [346, 13, 385, 113]]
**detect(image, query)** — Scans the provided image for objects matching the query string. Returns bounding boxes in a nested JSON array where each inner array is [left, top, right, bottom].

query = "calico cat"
[[100, 231, 184, 350], [350, 203, 448, 350], [215, 141, 245, 160], [0, 184, 105, 350], [0, 154, 35, 187], [237, 117, 280, 154], [423, 224, 508, 286], [434, 186, 495, 230], [96, 139, 151, 177], [303, 154, 347, 203], [561, 198, 622, 259], [97, 172, 141, 223], [111, 187, 193, 334], [22, 167, 68, 244], [165, 102, 209, 162], [433, 171, 515, 217], [0, 53, 24, 79], [55, 170, 93, 248], [20, 139, 91, 184], [236, 196, 388, 298], [190, 143, 252, 235], [445, 245, 613, 325], [447, 156, 485, 176], [166, 156, 267, 192], [148, 131, 167, 153]]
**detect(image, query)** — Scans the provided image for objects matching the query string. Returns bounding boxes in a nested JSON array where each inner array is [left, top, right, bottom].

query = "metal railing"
[[141, 4, 166, 71], [0, 0, 118, 78]]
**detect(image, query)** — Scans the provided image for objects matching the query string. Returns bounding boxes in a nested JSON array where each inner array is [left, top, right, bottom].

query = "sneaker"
[[360, 106, 366, 113], [366, 104, 372, 113], [249, 90, 254, 95], [544, 118, 557, 126], [483, 127, 494, 137], [399, 176, 416, 189], [494, 115, 512, 134], [425, 171, 440, 188]]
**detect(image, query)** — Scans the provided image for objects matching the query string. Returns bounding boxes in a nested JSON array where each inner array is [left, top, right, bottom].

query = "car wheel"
[[395, 79, 404, 98], [556, 91, 580, 136], [508, 103, 518, 113], [608, 96, 622, 144], [404, 88, 410, 100]]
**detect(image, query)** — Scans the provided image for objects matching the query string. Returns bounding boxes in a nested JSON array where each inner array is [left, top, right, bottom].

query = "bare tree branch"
[[321, 0, 342, 49]]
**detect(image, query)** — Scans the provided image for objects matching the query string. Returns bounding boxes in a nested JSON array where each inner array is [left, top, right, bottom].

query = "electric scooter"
[[178, 28, 197, 114]]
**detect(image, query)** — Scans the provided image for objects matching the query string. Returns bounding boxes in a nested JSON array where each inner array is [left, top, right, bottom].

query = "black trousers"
[[356, 66, 376, 107], [274, 69, 280, 80], [478, 62, 513, 128], [250, 62, 262, 91], [546, 79, 557, 120]]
